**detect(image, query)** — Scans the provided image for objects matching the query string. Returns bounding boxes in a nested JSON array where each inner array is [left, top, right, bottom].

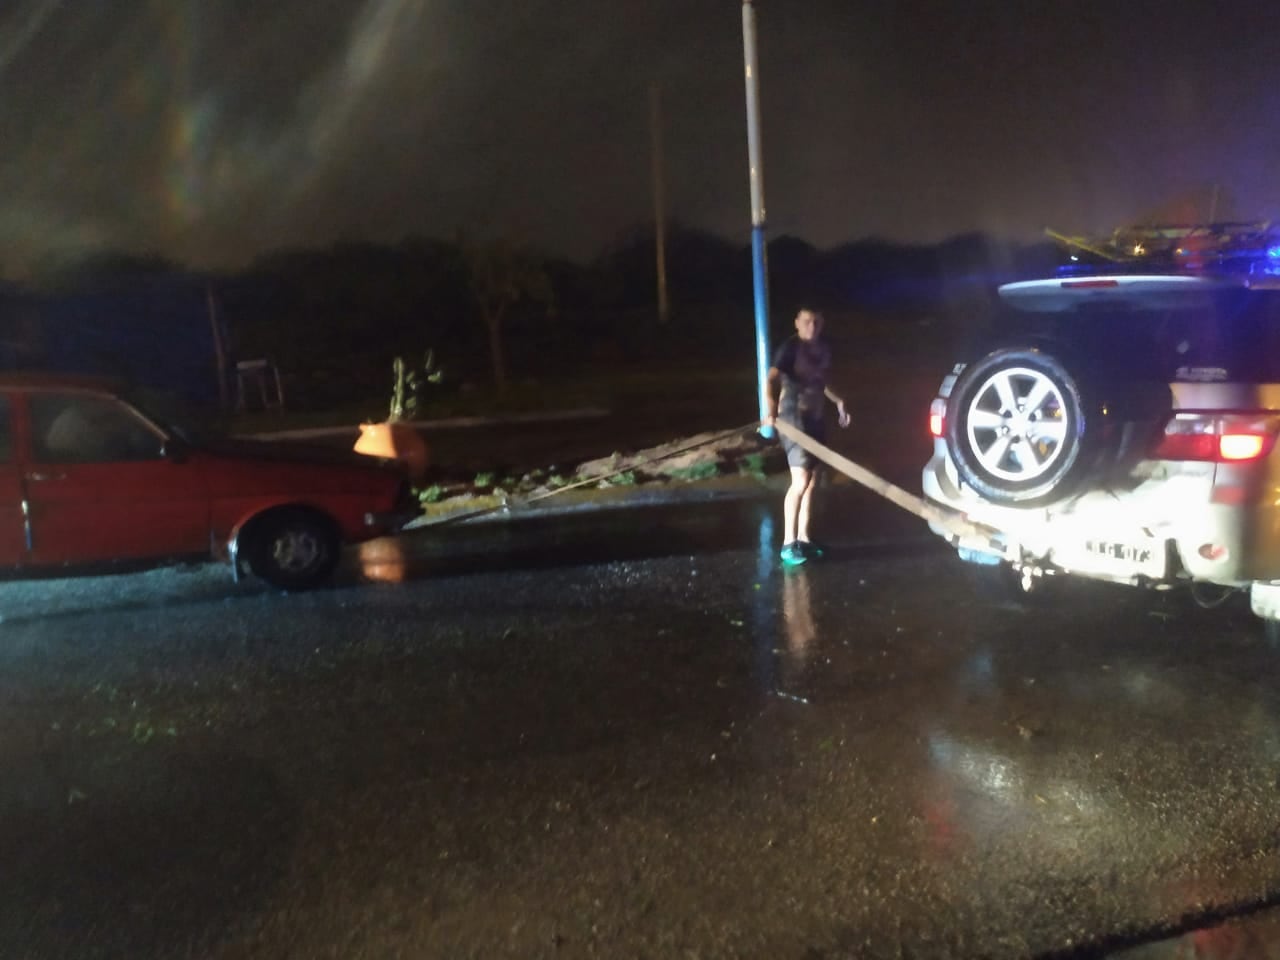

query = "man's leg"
[[795, 468, 819, 544], [783, 466, 811, 545]]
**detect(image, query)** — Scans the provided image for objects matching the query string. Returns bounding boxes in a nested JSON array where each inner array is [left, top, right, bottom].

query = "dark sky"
[[2, 0, 1279, 274]]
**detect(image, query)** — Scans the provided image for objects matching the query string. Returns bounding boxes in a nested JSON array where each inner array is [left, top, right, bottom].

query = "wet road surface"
[[3, 486, 1280, 958]]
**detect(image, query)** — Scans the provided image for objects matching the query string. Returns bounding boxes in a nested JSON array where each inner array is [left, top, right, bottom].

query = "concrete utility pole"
[[649, 82, 670, 325], [742, 0, 772, 437]]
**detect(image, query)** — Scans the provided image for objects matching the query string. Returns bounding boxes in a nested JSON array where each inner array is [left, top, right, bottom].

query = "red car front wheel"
[[245, 508, 340, 591]]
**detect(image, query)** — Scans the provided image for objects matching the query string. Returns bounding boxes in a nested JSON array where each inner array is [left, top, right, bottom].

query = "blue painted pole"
[[742, 0, 772, 438]]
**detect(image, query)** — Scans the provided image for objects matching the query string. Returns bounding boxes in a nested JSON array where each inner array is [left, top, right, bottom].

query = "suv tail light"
[[1151, 412, 1280, 463], [929, 398, 946, 438]]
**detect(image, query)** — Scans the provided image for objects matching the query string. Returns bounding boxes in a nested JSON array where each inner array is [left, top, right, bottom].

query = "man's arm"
[[824, 386, 850, 427]]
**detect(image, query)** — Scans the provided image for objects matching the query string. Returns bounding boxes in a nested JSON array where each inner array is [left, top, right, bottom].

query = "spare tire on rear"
[[945, 345, 1098, 507]]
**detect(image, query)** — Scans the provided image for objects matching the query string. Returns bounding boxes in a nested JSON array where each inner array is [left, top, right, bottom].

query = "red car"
[[0, 373, 415, 589]]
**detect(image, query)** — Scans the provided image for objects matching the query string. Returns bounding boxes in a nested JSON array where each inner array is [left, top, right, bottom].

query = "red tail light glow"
[[929, 398, 946, 438], [1152, 413, 1280, 463], [1219, 434, 1267, 461]]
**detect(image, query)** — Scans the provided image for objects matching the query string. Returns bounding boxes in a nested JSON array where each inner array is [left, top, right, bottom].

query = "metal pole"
[[742, 0, 772, 437], [206, 283, 229, 410], [650, 82, 670, 325]]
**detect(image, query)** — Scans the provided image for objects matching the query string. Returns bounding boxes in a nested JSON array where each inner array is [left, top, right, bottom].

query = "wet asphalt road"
[[4, 485, 1280, 959]]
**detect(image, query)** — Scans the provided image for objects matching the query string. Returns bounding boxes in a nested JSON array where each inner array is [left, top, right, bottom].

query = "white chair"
[[235, 358, 284, 412]]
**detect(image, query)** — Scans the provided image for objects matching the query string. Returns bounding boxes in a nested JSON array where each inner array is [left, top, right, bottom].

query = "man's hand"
[[836, 402, 850, 428]]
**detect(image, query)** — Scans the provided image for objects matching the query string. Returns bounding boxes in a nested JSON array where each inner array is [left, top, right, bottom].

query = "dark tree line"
[[0, 227, 1061, 410]]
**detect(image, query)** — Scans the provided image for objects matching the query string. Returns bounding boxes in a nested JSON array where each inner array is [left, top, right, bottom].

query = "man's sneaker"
[[799, 541, 826, 560], [779, 542, 807, 566]]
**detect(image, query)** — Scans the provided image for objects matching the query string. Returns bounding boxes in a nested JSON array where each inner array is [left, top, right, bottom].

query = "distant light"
[[1069, 254, 1079, 261], [1133, 244, 1146, 255], [1267, 245, 1280, 260]]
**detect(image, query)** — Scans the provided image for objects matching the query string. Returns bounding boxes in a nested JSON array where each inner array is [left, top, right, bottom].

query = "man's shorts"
[[780, 414, 825, 469]]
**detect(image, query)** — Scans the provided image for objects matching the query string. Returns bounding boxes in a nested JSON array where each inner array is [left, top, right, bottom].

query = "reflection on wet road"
[[2, 487, 1280, 958]]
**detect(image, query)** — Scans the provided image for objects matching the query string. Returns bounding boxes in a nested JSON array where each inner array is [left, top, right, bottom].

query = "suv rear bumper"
[[923, 443, 1280, 587]]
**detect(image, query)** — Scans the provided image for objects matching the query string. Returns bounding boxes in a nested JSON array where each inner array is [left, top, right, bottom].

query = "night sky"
[[2, 0, 1278, 274]]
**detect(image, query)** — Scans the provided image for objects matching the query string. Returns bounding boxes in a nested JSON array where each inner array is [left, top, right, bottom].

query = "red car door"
[[0, 393, 29, 566], [21, 391, 210, 566]]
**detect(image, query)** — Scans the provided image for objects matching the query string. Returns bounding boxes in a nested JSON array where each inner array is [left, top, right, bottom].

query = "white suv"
[[921, 227, 1280, 635]]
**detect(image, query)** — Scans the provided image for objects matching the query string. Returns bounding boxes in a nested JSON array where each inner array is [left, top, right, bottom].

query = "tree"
[[459, 234, 553, 389], [28, 249, 182, 294]]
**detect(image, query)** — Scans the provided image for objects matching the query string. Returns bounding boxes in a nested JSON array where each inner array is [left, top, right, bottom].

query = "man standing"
[[762, 308, 850, 566]]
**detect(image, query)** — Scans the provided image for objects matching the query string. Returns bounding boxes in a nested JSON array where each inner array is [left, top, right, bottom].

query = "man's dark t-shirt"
[[773, 334, 832, 436]]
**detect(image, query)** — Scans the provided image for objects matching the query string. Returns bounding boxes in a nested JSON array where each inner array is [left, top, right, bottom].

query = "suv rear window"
[[993, 288, 1280, 384]]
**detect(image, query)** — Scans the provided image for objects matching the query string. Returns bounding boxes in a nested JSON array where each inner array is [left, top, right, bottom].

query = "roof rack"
[[1046, 221, 1280, 279]]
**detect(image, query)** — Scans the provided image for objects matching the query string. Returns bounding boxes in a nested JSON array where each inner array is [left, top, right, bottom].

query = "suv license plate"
[[1052, 538, 1166, 580]]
